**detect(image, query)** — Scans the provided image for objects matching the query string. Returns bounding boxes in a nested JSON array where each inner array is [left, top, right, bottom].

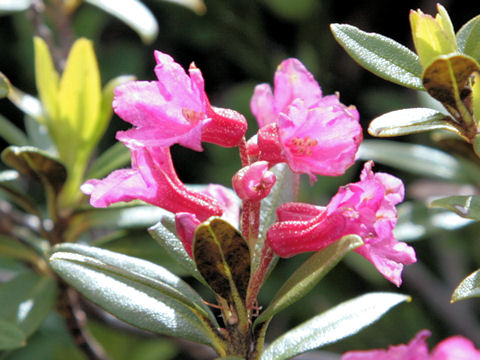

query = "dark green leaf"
[[86, 142, 131, 180], [368, 108, 463, 138], [254, 235, 363, 328], [0, 72, 11, 98], [260, 292, 410, 360], [451, 268, 480, 302], [330, 23, 423, 90], [24, 116, 55, 152], [85, 0, 158, 43], [430, 195, 480, 220], [0, 320, 26, 350], [395, 201, 473, 242], [193, 217, 250, 305], [422, 54, 480, 111], [358, 140, 480, 183], [149, 211, 207, 285], [457, 14, 480, 64], [49, 243, 219, 346], [0, 236, 40, 263], [0, 113, 29, 146], [0, 272, 57, 337], [1, 146, 67, 194]]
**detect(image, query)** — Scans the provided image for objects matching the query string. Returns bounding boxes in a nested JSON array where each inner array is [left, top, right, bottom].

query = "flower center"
[[182, 108, 204, 124], [288, 136, 318, 156]]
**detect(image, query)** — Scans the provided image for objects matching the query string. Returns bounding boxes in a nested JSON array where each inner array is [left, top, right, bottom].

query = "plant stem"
[[247, 242, 274, 311], [57, 281, 110, 360]]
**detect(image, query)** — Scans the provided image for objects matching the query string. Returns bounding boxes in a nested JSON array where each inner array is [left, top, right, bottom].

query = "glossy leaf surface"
[[0, 113, 29, 146], [457, 14, 480, 64], [358, 140, 480, 183], [451, 268, 480, 302], [430, 195, 480, 220], [0, 71, 10, 98], [193, 217, 250, 303], [260, 292, 410, 360], [330, 23, 423, 90], [1, 146, 67, 194], [85, 0, 158, 43], [49, 243, 218, 345], [368, 108, 462, 138], [149, 211, 206, 285], [422, 54, 479, 112], [0, 272, 57, 337], [254, 235, 363, 327]]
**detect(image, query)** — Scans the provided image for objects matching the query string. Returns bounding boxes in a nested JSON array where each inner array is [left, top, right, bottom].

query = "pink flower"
[[267, 161, 416, 286], [342, 330, 480, 360], [81, 140, 222, 221], [175, 184, 241, 257], [232, 161, 276, 201], [250, 58, 362, 178], [114, 51, 247, 152]]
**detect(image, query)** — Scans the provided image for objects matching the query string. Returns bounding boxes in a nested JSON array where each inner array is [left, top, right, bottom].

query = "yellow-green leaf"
[[0, 72, 11, 98], [409, 5, 458, 68], [472, 72, 480, 125], [33, 37, 59, 124], [57, 38, 101, 158]]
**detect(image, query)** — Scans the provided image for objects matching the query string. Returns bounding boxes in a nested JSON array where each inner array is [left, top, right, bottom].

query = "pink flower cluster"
[[342, 330, 480, 360], [82, 50, 416, 286]]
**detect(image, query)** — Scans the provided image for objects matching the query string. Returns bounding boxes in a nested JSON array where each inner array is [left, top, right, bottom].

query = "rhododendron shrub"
[[74, 51, 417, 358]]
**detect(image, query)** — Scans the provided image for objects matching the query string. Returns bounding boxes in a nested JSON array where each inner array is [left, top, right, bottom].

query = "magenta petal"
[[250, 84, 276, 128], [81, 170, 149, 208], [278, 98, 362, 177], [175, 212, 201, 258], [342, 330, 431, 360], [257, 123, 286, 164], [276, 202, 324, 222], [202, 106, 248, 147], [232, 161, 276, 201], [200, 184, 241, 229], [273, 58, 323, 112], [432, 335, 480, 360]]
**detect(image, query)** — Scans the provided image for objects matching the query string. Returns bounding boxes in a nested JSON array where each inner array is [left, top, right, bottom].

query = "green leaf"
[[422, 54, 480, 115], [451, 268, 480, 302], [0, 113, 29, 146], [358, 140, 480, 183], [254, 235, 363, 328], [368, 108, 463, 138], [7, 85, 44, 121], [430, 195, 480, 220], [1, 146, 67, 194], [395, 201, 473, 242], [155, 0, 206, 15], [0, 272, 57, 337], [0, 320, 26, 350], [149, 211, 207, 285], [0, 72, 11, 98], [86, 141, 131, 180], [260, 292, 410, 360], [49, 243, 220, 346], [85, 0, 159, 44], [330, 23, 424, 90], [193, 217, 251, 306], [33, 37, 59, 123], [0, 236, 40, 263], [76, 204, 165, 229], [457, 14, 480, 64]]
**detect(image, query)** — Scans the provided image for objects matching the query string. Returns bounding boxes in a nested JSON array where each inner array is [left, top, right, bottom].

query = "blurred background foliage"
[[2, 0, 480, 359]]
